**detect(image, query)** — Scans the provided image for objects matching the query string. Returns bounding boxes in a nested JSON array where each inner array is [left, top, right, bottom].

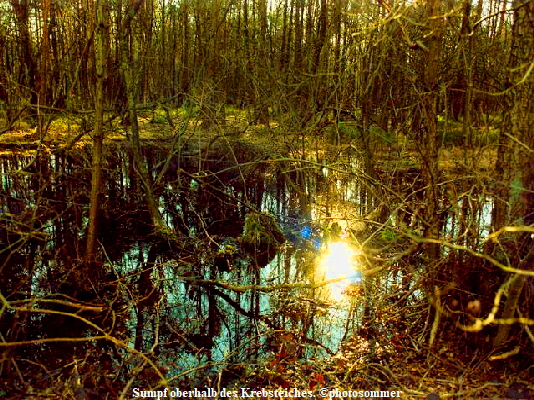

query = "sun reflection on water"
[[319, 241, 362, 301]]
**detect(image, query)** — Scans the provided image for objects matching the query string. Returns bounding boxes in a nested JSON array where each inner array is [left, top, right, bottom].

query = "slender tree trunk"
[[493, 0, 534, 347], [11, 0, 37, 107], [293, 0, 303, 71], [420, 0, 443, 262], [86, 0, 105, 260], [280, 0, 289, 72], [461, 1, 474, 150], [120, 0, 166, 233], [312, 0, 327, 75]]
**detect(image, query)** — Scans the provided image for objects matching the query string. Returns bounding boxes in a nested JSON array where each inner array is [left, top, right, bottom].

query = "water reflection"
[[0, 145, 498, 389], [318, 241, 362, 301]]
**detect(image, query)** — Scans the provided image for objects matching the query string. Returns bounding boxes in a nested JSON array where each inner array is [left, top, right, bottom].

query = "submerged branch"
[[180, 277, 347, 293]]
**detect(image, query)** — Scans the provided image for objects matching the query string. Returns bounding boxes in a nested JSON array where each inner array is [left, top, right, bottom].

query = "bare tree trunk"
[[280, 0, 289, 72], [293, 0, 303, 71], [461, 1, 474, 150], [493, 0, 534, 347], [420, 0, 443, 262], [11, 0, 38, 108], [313, 0, 327, 75], [120, 0, 166, 233], [86, 0, 105, 260]]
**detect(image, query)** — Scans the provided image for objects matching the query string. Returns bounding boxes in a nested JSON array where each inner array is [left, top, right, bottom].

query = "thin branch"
[[180, 276, 347, 293], [409, 233, 534, 277]]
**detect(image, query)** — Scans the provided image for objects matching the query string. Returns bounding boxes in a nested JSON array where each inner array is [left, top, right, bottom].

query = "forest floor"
[[239, 302, 533, 399], [253, 330, 534, 399], [0, 116, 498, 177]]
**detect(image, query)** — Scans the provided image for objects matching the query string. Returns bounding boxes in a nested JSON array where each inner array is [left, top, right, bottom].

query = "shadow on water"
[[0, 141, 497, 392]]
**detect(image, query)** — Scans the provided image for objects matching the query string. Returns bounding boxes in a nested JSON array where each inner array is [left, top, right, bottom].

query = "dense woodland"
[[1, 0, 534, 398]]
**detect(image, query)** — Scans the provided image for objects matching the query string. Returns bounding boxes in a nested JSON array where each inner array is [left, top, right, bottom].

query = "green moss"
[[151, 114, 167, 124], [241, 212, 285, 247], [380, 229, 398, 243], [239, 212, 285, 267], [338, 122, 362, 140]]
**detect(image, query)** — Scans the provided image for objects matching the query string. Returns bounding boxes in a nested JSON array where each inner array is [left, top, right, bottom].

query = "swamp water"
[[0, 142, 493, 387]]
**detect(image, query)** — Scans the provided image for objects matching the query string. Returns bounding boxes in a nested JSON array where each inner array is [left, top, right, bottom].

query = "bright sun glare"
[[319, 241, 361, 301]]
